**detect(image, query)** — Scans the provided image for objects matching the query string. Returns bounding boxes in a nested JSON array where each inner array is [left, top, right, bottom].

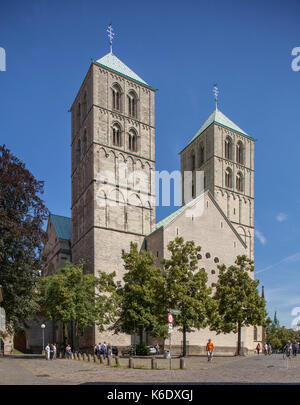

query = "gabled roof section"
[[181, 107, 253, 153], [147, 190, 247, 248], [49, 214, 72, 241], [96, 52, 148, 85]]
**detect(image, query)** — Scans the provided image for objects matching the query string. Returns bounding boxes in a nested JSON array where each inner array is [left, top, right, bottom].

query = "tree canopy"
[[38, 261, 118, 348], [113, 242, 166, 343], [162, 237, 215, 356], [211, 255, 267, 355], [0, 145, 48, 332]]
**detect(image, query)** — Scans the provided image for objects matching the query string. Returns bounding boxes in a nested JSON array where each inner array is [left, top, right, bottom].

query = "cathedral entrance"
[[13, 330, 27, 352]]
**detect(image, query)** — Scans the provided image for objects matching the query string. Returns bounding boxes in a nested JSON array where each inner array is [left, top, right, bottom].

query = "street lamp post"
[[41, 324, 46, 355]]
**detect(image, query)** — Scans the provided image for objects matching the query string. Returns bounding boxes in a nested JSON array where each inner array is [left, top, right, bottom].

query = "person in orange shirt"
[[206, 339, 214, 361]]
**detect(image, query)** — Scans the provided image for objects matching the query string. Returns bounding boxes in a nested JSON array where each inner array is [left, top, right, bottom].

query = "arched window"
[[76, 139, 81, 165], [225, 167, 233, 188], [112, 84, 122, 111], [236, 140, 244, 164], [225, 136, 233, 160], [253, 326, 258, 341], [128, 129, 138, 152], [112, 123, 122, 147], [127, 91, 138, 118], [236, 171, 243, 192], [82, 130, 87, 155], [199, 143, 205, 166]]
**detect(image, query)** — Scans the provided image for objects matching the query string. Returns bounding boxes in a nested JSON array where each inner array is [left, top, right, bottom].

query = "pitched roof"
[[96, 52, 148, 85], [49, 214, 72, 241], [181, 107, 252, 153], [147, 190, 247, 248]]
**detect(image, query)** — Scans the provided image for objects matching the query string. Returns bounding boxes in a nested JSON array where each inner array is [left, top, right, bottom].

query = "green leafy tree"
[[265, 315, 297, 350], [211, 255, 267, 355], [114, 242, 166, 344], [0, 145, 48, 332], [162, 237, 215, 357], [38, 261, 118, 349]]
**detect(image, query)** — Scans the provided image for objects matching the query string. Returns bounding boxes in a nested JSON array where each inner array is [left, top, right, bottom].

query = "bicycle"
[[283, 349, 292, 360]]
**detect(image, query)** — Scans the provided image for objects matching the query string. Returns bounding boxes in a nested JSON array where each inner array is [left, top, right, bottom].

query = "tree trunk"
[[139, 327, 143, 345], [182, 325, 187, 357], [237, 322, 242, 356], [63, 323, 68, 348]]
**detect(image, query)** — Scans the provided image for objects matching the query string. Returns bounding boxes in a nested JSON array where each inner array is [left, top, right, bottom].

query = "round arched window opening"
[[214, 257, 219, 263], [205, 253, 211, 259], [197, 254, 202, 260]]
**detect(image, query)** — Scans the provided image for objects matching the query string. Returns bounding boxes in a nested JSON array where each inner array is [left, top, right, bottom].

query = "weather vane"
[[107, 23, 115, 54], [213, 84, 219, 110]]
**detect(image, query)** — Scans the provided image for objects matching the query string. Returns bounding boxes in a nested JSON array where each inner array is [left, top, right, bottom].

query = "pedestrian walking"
[[50, 344, 54, 359], [101, 342, 107, 360], [65, 344, 72, 359], [107, 343, 112, 357], [264, 343, 268, 355], [53, 343, 57, 359], [268, 343, 272, 355], [206, 339, 214, 361], [256, 343, 261, 355], [94, 344, 98, 357], [292, 340, 298, 357], [155, 344, 160, 355], [97, 342, 101, 359], [45, 343, 50, 360]]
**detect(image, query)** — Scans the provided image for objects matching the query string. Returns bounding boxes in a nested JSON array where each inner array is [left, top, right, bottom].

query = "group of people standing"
[[256, 340, 299, 357], [256, 342, 272, 355], [94, 342, 116, 359], [44, 343, 57, 360]]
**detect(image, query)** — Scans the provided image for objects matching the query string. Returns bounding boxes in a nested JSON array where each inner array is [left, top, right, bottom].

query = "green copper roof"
[[181, 107, 250, 153], [50, 214, 72, 241], [96, 52, 148, 85], [148, 193, 206, 236]]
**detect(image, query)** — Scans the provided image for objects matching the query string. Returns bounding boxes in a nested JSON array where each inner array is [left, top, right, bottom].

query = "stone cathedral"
[[35, 46, 261, 356]]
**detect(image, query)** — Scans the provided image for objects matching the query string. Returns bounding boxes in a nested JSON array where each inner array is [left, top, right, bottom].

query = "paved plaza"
[[0, 353, 300, 385]]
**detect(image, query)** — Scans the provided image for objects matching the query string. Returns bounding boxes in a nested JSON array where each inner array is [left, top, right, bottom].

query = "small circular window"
[[214, 257, 219, 263], [211, 270, 215, 274], [205, 253, 211, 259], [197, 254, 202, 260], [211, 283, 216, 287]]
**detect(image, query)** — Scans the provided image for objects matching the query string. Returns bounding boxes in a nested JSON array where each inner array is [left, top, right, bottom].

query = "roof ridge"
[[96, 52, 147, 85]]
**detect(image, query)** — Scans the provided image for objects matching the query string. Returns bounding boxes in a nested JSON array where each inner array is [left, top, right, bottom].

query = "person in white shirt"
[[45, 343, 50, 360]]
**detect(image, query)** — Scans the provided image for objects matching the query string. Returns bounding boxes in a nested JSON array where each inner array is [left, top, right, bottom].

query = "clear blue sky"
[[1, 0, 300, 328]]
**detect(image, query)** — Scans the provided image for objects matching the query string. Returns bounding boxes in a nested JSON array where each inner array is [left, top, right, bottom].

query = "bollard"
[[99, 354, 104, 364], [88, 354, 91, 362], [107, 356, 111, 366], [78, 352, 82, 361], [59, 352, 62, 359], [180, 357, 185, 370], [129, 357, 134, 369], [151, 358, 157, 370], [93, 354, 96, 362], [115, 356, 120, 366], [82, 353, 86, 361]]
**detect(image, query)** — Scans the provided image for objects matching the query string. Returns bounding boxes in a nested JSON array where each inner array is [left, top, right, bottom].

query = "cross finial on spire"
[[213, 84, 219, 110], [107, 23, 114, 54]]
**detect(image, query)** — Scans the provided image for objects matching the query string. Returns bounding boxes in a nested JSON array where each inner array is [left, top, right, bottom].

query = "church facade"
[[40, 48, 262, 355]]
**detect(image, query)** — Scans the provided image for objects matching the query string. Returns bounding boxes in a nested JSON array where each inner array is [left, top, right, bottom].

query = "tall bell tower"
[[180, 95, 255, 260], [70, 29, 156, 347]]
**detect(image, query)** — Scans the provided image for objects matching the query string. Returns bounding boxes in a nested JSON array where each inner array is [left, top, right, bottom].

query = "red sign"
[[168, 313, 173, 324]]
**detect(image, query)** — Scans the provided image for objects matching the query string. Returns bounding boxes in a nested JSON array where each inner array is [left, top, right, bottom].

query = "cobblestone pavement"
[[1, 353, 300, 384]]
